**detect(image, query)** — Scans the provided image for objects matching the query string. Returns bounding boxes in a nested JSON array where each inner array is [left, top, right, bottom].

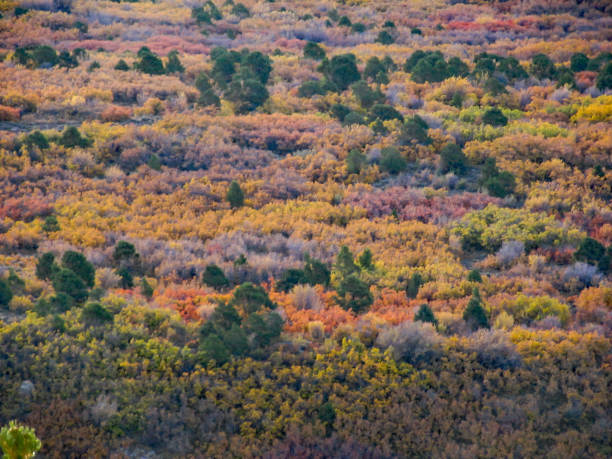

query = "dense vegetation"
[[0, 0, 611, 457]]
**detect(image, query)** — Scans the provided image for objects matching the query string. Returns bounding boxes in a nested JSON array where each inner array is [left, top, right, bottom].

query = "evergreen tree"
[[165, 50, 184, 74], [482, 107, 508, 126], [276, 269, 307, 293], [530, 54, 556, 80], [61, 251, 95, 288], [574, 237, 606, 265], [439, 143, 468, 175], [380, 147, 407, 175], [202, 264, 230, 289], [467, 269, 482, 282], [346, 149, 366, 174], [463, 288, 489, 330], [135, 47, 165, 75], [141, 278, 154, 299], [318, 54, 360, 91], [414, 304, 438, 327], [52, 269, 88, 303], [304, 256, 331, 286], [406, 272, 423, 299], [231, 282, 275, 314], [303, 41, 325, 60], [114, 59, 129, 71], [336, 274, 372, 313], [81, 302, 113, 325], [117, 267, 134, 289], [0, 278, 12, 309], [335, 246, 358, 278], [358, 248, 373, 270], [36, 253, 59, 280], [42, 215, 60, 233], [226, 180, 245, 208], [59, 126, 90, 149]]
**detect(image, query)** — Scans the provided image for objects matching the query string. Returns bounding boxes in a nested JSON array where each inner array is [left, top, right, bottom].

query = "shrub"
[[453, 205, 583, 252], [493, 311, 514, 330], [574, 237, 606, 265], [530, 54, 556, 80], [563, 262, 601, 288], [596, 62, 612, 90], [351, 81, 385, 109], [42, 215, 59, 232], [363, 57, 388, 84], [482, 108, 508, 127], [496, 240, 525, 266], [464, 330, 521, 369], [0, 105, 20, 121], [59, 127, 90, 149], [95, 268, 121, 290], [501, 294, 570, 326], [135, 47, 165, 75], [81, 302, 113, 325], [100, 105, 131, 122], [375, 322, 443, 364], [398, 116, 431, 146], [318, 54, 360, 92], [570, 53, 589, 72], [303, 42, 325, 60], [380, 147, 407, 174], [375, 30, 394, 45], [25, 131, 49, 150], [439, 143, 467, 175], [346, 149, 366, 174], [291, 285, 323, 310], [0, 420, 41, 459]]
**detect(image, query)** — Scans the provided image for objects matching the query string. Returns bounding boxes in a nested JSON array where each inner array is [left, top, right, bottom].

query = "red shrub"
[[0, 197, 52, 221]]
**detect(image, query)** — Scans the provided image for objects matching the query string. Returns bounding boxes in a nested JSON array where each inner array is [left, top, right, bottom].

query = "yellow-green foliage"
[[452, 205, 584, 252], [500, 294, 570, 326]]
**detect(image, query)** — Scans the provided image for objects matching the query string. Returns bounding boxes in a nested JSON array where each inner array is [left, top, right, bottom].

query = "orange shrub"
[[100, 105, 132, 122], [0, 104, 20, 121]]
